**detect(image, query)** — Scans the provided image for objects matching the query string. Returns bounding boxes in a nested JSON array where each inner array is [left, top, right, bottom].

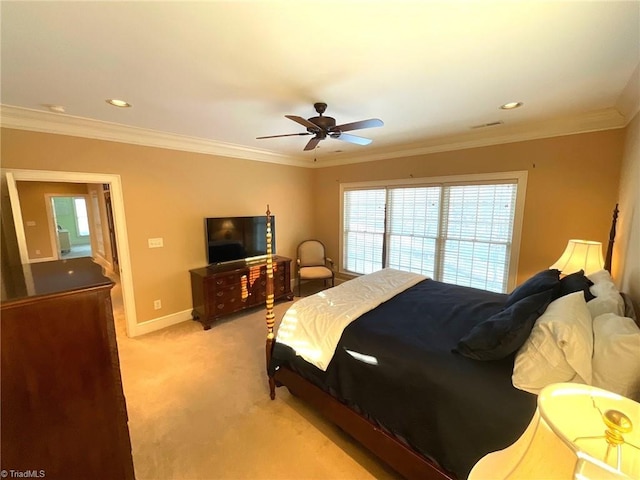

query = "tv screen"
[[205, 216, 274, 265]]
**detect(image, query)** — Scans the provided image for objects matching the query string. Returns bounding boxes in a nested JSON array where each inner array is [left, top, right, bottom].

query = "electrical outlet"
[[153, 299, 161, 310], [35, 249, 41, 255]]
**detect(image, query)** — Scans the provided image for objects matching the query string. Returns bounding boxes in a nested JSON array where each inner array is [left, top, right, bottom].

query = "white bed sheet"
[[275, 268, 427, 371]]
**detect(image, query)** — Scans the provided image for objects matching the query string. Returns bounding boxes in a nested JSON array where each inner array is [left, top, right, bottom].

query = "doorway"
[[4, 169, 138, 338], [50, 195, 93, 259]]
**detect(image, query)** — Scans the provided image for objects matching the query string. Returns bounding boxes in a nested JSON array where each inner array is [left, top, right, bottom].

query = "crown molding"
[[615, 62, 640, 123], [312, 107, 627, 167], [1, 105, 626, 169], [0, 105, 303, 167]]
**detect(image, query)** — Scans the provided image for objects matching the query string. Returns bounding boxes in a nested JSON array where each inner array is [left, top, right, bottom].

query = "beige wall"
[[1, 128, 315, 323], [16, 181, 90, 260], [1, 125, 631, 324], [615, 112, 640, 310], [313, 129, 625, 287]]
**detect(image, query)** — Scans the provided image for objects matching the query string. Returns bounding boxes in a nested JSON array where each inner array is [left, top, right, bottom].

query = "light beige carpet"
[[111, 282, 400, 480]]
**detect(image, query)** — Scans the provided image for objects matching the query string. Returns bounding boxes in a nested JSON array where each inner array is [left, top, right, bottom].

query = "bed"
[[262, 205, 638, 479]]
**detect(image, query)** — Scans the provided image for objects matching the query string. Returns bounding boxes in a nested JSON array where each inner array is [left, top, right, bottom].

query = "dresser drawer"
[[211, 285, 249, 316], [212, 270, 250, 286]]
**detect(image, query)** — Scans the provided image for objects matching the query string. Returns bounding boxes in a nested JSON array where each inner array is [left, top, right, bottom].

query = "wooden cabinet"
[[0, 258, 135, 480], [57, 229, 71, 253], [190, 256, 293, 330]]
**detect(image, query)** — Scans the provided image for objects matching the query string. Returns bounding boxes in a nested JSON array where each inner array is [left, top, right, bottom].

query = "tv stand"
[[189, 256, 293, 330]]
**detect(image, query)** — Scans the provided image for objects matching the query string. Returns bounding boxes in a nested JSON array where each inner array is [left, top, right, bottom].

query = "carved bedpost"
[[604, 204, 618, 273], [265, 205, 277, 399]]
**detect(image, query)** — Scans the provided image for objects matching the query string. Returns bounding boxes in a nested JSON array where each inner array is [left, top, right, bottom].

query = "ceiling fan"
[[257, 103, 383, 151]]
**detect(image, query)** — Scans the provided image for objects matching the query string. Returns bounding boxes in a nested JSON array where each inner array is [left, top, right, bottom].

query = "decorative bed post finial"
[[604, 203, 619, 273], [265, 205, 276, 399]]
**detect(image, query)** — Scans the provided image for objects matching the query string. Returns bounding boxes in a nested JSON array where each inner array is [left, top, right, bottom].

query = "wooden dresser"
[[0, 257, 135, 479], [190, 256, 293, 330]]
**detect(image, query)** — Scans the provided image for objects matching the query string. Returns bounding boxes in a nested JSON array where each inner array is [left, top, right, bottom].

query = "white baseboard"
[[131, 308, 192, 337], [29, 256, 57, 263]]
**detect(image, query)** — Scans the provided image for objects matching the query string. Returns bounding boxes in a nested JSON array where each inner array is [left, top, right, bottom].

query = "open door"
[[103, 185, 119, 272]]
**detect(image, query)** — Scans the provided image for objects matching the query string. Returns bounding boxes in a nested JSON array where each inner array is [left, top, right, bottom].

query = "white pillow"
[[587, 269, 625, 318], [592, 313, 640, 401], [513, 292, 593, 394]]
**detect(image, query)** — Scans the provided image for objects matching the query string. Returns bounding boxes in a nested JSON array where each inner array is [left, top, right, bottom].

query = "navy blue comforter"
[[270, 279, 537, 479]]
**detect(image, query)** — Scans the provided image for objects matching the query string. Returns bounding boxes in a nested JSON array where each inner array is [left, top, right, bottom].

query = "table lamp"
[[550, 239, 604, 276], [468, 383, 640, 479]]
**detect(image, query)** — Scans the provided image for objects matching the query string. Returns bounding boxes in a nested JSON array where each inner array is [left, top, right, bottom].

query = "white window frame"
[[339, 171, 528, 292]]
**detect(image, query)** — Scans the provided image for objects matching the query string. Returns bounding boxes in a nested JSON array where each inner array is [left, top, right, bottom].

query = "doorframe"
[[4, 168, 137, 338], [45, 194, 63, 261]]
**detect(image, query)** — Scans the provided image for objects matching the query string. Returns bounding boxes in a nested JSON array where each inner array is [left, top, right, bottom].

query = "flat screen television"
[[205, 216, 274, 265]]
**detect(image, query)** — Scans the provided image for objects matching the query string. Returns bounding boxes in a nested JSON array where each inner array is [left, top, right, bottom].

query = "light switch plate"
[[148, 237, 163, 248]]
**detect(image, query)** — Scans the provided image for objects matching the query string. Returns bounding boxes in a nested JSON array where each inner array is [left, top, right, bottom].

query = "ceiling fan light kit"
[[257, 103, 383, 151]]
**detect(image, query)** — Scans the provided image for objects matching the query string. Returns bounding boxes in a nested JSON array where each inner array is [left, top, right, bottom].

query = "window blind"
[[387, 186, 440, 277], [343, 189, 386, 274], [440, 183, 517, 292], [342, 178, 520, 293]]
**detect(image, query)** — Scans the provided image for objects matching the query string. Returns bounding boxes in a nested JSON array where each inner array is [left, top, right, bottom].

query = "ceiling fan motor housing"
[[308, 115, 336, 132], [307, 102, 336, 135]]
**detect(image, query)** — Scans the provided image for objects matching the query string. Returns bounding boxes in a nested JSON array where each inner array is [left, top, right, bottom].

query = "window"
[[341, 172, 527, 293], [74, 197, 90, 236]]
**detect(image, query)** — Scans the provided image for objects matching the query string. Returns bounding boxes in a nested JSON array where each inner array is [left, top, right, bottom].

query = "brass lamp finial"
[[603, 409, 633, 446]]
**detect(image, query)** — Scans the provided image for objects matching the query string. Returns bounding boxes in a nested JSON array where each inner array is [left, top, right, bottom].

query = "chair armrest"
[[297, 258, 301, 266], [326, 258, 334, 268]]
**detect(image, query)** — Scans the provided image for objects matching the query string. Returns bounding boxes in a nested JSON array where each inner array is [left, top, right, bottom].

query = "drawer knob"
[[217, 304, 224, 309]]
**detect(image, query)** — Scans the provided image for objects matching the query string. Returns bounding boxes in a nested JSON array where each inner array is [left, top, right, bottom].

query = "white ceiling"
[[1, 1, 639, 166]]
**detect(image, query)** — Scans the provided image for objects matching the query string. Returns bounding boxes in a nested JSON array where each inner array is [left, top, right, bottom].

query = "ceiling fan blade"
[[304, 137, 321, 151], [256, 132, 311, 139], [285, 115, 319, 130], [334, 132, 373, 146], [334, 118, 384, 132]]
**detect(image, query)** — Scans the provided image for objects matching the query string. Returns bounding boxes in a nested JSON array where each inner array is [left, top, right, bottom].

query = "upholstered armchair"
[[296, 239, 335, 296]]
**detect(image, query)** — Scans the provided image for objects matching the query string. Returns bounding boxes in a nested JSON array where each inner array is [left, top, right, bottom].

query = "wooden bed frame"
[[263, 204, 619, 480]]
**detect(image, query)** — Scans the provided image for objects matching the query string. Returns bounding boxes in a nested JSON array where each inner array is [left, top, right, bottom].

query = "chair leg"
[[298, 274, 301, 297]]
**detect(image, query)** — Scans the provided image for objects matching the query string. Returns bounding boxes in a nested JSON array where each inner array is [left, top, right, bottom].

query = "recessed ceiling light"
[[106, 99, 132, 108], [500, 102, 524, 110]]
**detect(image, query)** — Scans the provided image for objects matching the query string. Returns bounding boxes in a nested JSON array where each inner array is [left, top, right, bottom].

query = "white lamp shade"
[[550, 239, 605, 276], [468, 383, 640, 479]]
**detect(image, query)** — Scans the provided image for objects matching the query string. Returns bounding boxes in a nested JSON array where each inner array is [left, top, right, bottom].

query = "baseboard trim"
[[29, 256, 57, 263], [131, 308, 192, 337]]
